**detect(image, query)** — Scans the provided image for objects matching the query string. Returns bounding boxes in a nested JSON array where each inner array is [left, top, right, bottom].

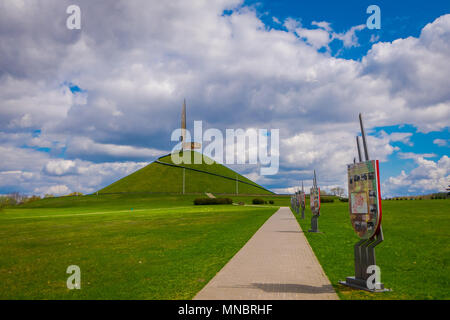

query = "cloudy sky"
[[0, 0, 449, 197]]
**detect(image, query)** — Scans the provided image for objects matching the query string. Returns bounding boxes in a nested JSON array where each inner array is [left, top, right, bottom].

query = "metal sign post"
[[308, 170, 321, 233], [339, 113, 390, 292], [300, 181, 306, 219]]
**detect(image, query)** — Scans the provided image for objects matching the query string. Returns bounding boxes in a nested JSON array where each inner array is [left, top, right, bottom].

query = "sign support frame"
[[300, 181, 305, 219]]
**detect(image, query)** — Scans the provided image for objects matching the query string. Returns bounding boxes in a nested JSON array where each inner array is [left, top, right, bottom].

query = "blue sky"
[[374, 125, 449, 183], [242, 0, 450, 195], [245, 0, 450, 56], [0, 0, 448, 197], [243, 0, 450, 64]]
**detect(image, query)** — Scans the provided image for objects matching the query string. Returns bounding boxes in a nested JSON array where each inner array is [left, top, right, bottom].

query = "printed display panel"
[[299, 191, 306, 208], [347, 160, 382, 239], [309, 187, 320, 216], [294, 192, 300, 207]]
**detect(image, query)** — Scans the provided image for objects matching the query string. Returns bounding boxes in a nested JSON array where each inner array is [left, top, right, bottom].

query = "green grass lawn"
[[0, 194, 278, 299], [293, 199, 450, 300], [4, 192, 446, 300]]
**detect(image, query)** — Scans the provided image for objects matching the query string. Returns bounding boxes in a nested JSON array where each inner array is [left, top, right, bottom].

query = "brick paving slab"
[[194, 207, 338, 300]]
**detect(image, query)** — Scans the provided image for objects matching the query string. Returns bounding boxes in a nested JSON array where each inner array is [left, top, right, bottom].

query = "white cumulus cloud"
[[383, 155, 450, 196], [0, 1, 448, 196]]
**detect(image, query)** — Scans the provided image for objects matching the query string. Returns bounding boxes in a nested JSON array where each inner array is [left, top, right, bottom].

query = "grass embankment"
[[293, 199, 450, 300], [0, 194, 277, 299], [99, 151, 272, 195]]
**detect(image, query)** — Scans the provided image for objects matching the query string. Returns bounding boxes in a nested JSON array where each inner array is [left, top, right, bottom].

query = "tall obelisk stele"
[[180, 99, 201, 151]]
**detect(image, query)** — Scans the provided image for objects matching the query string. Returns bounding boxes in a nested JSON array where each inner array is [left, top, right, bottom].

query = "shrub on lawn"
[[193, 198, 233, 205], [269, 200, 274, 204], [252, 198, 265, 204], [339, 198, 349, 202], [320, 197, 334, 203]]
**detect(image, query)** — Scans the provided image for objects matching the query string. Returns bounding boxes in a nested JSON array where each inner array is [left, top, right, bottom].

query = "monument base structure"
[[339, 228, 390, 292], [308, 215, 320, 233], [340, 277, 389, 293]]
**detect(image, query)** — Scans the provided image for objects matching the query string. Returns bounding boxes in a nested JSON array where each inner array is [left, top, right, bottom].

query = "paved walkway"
[[194, 207, 338, 300]]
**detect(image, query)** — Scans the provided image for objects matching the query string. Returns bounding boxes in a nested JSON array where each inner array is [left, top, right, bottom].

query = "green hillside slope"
[[98, 151, 272, 195]]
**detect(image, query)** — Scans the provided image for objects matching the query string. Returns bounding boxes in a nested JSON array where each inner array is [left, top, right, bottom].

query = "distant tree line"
[[385, 192, 448, 200], [330, 187, 346, 198], [0, 191, 84, 211], [0, 192, 41, 211]]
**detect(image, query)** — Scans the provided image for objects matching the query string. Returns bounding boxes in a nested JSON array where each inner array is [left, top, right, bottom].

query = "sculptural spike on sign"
[[359, 113, 370, 161], [356, 136, 362, 162]]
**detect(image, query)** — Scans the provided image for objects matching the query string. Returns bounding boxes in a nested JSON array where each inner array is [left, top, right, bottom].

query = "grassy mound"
[[98, 151, 272, 195]]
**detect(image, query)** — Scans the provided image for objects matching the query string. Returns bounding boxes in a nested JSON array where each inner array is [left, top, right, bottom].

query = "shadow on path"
[[220, 283, 335, 294], [252, 283, 335, 294], [275, 230, 304, 233]]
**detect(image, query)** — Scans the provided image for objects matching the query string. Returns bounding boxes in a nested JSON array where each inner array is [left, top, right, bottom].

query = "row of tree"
[[0, 192, 52, 208], [329, 187, 346, 197], [0, 192, 83, 210]]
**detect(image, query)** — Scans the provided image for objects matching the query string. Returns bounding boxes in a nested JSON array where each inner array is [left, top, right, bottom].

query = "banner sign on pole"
[[339, 113, 389, 292], [310, 187, 321, 216], [299, 181, 306, 219], [347, 160, 382, 239], [309, 171, 321, 232]]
